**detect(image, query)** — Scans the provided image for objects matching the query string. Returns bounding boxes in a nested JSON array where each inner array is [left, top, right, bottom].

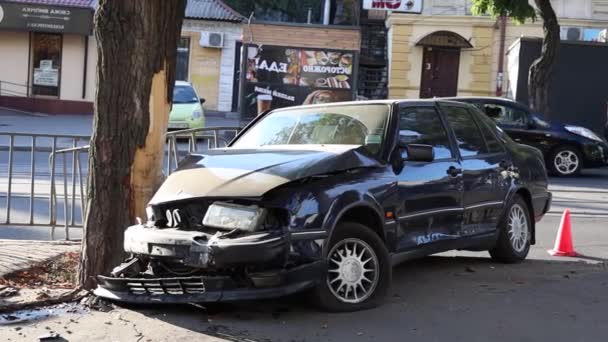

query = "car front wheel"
[[313, 222, 391, 312], [490, 195, 532, 263], [549, 147, 582, 176]]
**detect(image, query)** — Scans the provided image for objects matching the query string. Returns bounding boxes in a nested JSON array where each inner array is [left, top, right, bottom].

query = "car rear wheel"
[[313, 222, 391, 312], [489, 195, 531, 263], [549, 147, 582, 176]]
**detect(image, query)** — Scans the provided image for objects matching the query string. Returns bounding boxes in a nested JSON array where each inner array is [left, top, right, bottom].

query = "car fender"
[[321, 191, 386, 256]]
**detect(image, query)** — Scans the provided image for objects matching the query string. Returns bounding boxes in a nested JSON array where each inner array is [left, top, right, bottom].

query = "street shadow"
[[114, 254, 608, 341]]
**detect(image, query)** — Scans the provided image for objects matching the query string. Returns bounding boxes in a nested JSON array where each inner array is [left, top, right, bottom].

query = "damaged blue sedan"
[[95, 100, 551, 312]]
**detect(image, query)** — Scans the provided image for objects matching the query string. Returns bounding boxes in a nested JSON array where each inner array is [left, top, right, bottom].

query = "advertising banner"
[[242, 44, 356, 116]]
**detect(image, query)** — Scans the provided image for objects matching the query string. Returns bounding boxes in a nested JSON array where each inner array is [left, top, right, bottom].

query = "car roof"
[[271, 99, 472, 113], [175, 80, 192, 87], [442, 96, 521, 104]]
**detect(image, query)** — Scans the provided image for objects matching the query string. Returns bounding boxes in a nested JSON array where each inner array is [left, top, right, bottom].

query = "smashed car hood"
[[150, 145, 382, 203]]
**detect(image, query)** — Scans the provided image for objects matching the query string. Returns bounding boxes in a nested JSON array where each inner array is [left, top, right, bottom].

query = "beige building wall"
[[387, 15, 495, 99], [387, 10, 608, 100], [60, 34, 86, 101], [0, 31, 30, 96], [0, 31, 95, 103], [84, 35, 97, 102], [181, 30, 222, 110]]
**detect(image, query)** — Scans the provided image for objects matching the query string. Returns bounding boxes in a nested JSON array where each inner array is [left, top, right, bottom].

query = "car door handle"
[[447, 166, 463, 177]]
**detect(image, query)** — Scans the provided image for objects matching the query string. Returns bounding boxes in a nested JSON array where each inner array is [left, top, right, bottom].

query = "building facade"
[[0, 0, 96, 114], [179, 0, 244, 112], [386, 0, 608, 100]]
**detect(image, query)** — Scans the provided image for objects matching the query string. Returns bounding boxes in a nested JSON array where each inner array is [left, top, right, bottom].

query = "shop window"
[[176, 37, 190, 81], [31, 33, 62, 97]]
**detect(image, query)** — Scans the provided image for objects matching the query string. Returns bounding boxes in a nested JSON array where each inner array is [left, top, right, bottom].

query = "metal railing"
[[0, 133, 89, 240], [0, 127, 241, 239], [0, 80, 32, 97], [164, 126, 240, 175]]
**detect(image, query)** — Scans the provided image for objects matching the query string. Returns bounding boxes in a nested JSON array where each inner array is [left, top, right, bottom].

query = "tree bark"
[[78, 0, 186, 289], [528, 0, 560, 117]]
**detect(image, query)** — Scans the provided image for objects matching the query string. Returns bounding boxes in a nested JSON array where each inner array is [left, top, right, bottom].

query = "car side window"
[[442, 105, 488, 157], [399, 107, 453, 160], [482, 103, 529, 127], [468, 108, 504, 154]]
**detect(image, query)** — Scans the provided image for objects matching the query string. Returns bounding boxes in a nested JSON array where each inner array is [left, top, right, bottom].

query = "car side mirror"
[[200, 98, 206, 104], [402, 143, 434, 162]]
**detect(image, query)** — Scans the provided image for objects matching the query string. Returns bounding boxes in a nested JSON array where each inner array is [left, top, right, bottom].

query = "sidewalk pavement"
[[0, 239, 80, 278]]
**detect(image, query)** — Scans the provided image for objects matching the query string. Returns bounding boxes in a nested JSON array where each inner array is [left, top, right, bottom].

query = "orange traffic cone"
[[548, 209, 578, 257]]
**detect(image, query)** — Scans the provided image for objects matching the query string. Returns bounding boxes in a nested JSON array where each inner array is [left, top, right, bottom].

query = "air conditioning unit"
[[199, 32, 223, 48], [599, 29, 608, 43], [560, 27, 583, 41]]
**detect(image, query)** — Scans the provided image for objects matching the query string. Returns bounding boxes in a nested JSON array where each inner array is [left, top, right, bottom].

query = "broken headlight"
[[203, 202, 267, 232]]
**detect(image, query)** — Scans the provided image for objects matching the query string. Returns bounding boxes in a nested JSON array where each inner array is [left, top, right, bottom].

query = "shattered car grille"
[[124, 277, 206, 295], [154, 202, 210, 230]]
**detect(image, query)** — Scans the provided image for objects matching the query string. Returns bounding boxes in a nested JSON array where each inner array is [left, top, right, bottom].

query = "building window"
[[31, 33, 62, 97], [176, 37, 191, 81]]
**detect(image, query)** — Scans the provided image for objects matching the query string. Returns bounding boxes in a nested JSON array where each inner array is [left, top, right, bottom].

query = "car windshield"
[[232, 104, 390, 155], [173, 85, 198, 104]]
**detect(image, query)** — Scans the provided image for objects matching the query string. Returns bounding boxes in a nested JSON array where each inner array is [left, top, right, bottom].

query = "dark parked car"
[[95, 100, 551, 311], [448, 97, 608, 176]]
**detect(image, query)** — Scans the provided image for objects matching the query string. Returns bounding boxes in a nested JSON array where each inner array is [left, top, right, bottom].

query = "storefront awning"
[[416, 31, 473, 49], [0, 0, 94, 35]]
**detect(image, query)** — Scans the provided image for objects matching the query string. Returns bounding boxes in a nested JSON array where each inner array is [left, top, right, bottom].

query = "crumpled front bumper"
[[94, 261, 326, 304], [94, 224, 327, 303], [121, 225, 287, 268]]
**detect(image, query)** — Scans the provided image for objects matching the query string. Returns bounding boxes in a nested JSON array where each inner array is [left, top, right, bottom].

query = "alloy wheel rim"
[[554, 150, 579, 175], [507, 204, 529, 253], [327, 238, 379, 304]]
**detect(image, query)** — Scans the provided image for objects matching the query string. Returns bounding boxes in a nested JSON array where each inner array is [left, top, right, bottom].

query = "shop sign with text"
[[0, 1, 93, 35], [362, 0, 422, 13]]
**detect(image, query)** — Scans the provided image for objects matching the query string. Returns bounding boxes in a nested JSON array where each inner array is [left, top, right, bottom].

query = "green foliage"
[[471, 0, 537, 24]]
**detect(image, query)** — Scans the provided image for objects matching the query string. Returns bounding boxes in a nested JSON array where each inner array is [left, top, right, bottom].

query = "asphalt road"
[[2, 213, 608, 341]]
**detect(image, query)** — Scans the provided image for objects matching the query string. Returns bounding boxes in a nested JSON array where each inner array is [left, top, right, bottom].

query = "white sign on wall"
[[33, 68, 59, 87], [362, 0, 423, 13]]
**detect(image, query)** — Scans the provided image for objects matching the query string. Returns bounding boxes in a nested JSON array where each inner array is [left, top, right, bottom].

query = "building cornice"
[[386, 13, 608, 28], [386, 14, 496, 27]]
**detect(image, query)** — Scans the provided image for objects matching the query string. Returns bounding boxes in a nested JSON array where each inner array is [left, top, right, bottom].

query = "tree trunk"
[[78, 0, 186, 289], [528, 0, 560, 117]]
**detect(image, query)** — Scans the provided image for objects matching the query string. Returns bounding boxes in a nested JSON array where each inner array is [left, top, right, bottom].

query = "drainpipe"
[[323, 0, 331, 25], [496, 15, 507, 96]]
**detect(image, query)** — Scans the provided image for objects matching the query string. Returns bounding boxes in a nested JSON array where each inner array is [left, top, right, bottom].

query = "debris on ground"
[[0, 252, 79, 289], [0, 286, 19, 298], [81, 295, 115, 312], [38, 332, 61, 340]]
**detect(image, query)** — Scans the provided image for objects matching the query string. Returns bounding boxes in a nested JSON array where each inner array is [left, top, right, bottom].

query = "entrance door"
[[420, 47, 460, 98]]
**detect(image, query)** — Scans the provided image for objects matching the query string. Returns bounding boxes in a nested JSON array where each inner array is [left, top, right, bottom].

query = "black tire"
[[490, 195, 532, 263], [548, 146, 582, 177], [313, 222, 391, 312]]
